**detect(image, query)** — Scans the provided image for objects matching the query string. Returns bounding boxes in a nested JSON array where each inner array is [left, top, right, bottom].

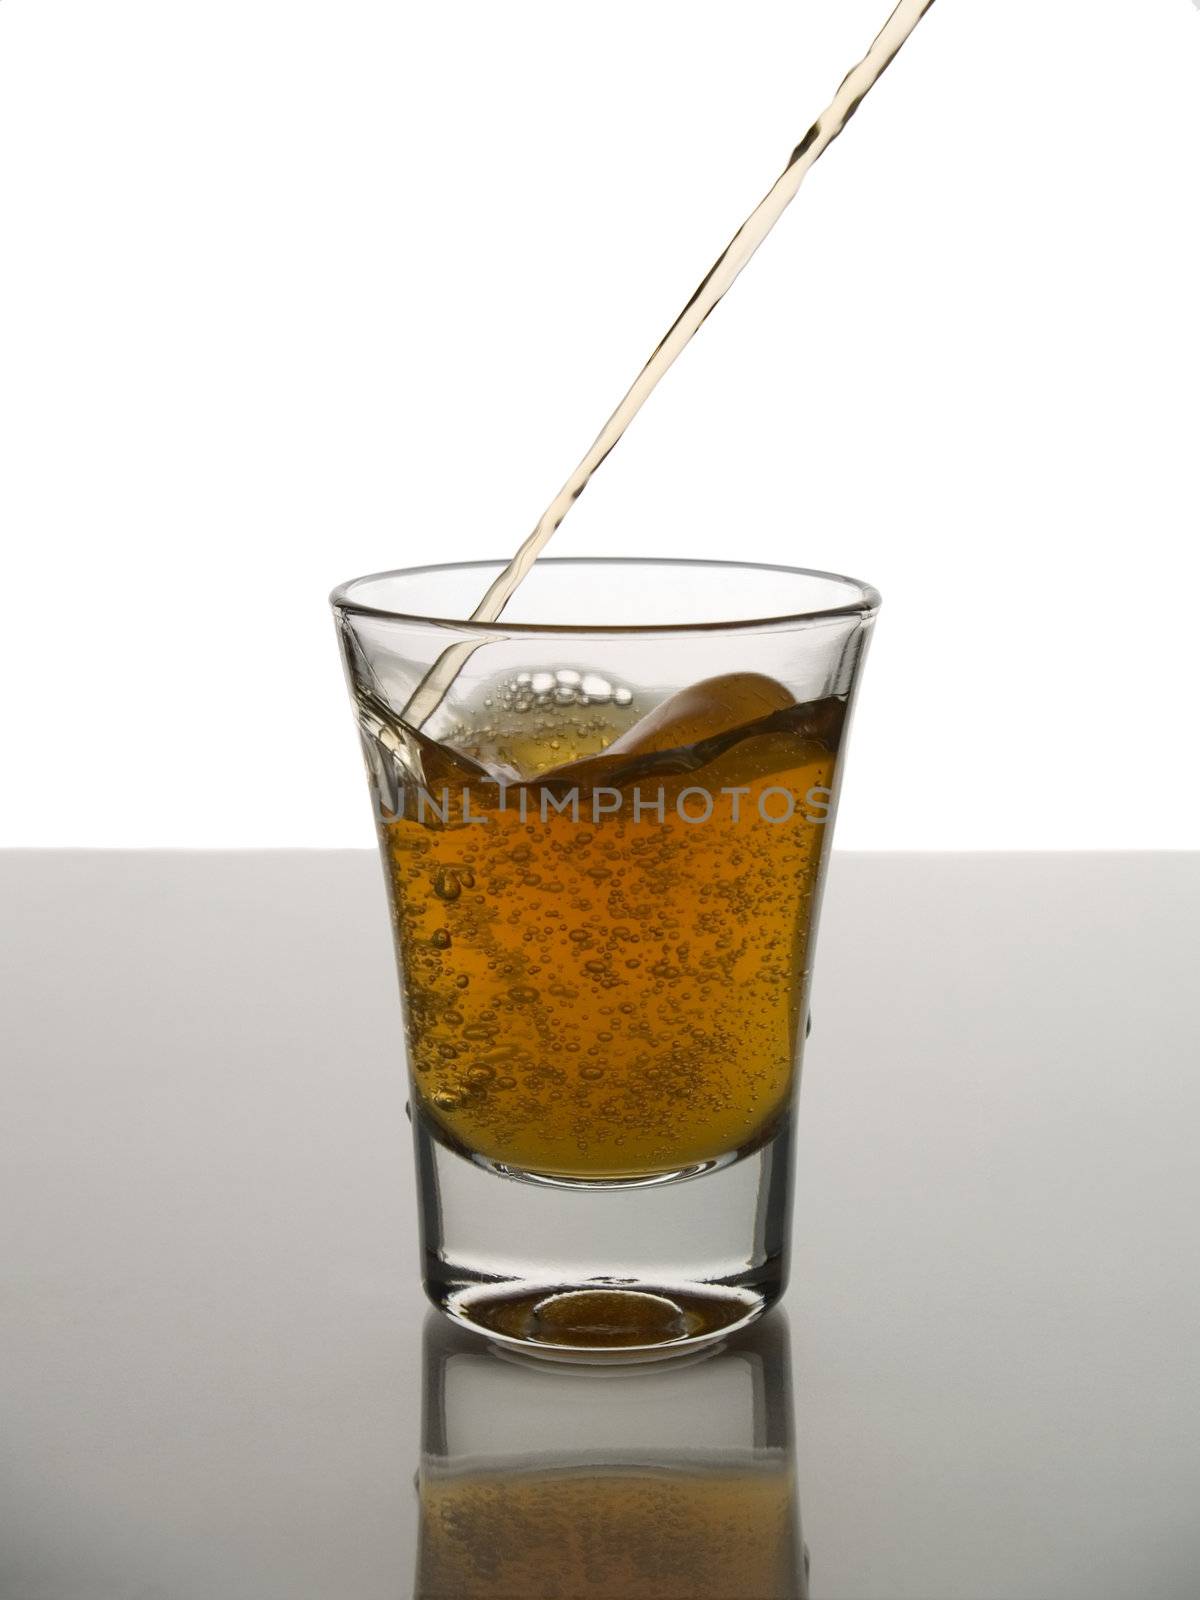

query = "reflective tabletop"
[[2, 851, 1197, 1599]]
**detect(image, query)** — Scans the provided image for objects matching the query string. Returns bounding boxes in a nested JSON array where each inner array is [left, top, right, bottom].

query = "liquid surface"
[[416, 1456, 805, 1600], [379, 674, 843, 1181]]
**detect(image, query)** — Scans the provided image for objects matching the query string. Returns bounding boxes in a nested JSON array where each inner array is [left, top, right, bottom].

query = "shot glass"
[[332, 558, 877, 1357]]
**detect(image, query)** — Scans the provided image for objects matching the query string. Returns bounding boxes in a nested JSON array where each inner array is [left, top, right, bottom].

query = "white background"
[[1, 0, 1196, 849]]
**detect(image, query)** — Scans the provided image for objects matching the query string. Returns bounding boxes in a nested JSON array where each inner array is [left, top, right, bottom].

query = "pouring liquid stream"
[[402, 0, 937, 732]]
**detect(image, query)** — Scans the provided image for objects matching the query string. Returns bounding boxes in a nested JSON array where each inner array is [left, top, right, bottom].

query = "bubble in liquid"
[[490, 667, 632, 713], [434, 870, 461, 902], [431, 929, 451, 949], [432, 1088, 465, 1111]]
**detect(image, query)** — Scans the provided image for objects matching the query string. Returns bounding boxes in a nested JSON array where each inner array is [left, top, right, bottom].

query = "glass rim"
[[329, 557, 881, 636]]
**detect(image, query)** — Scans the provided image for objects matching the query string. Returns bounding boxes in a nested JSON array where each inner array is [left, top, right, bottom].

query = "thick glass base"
[[413, 1107, 795, 1363]]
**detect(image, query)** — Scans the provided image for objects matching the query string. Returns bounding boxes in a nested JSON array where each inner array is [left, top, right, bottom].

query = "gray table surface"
[[2, 851, 1197, 1600]]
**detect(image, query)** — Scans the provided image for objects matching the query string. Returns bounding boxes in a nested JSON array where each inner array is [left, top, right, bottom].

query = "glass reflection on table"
[[415, 1308, 808, 1599]]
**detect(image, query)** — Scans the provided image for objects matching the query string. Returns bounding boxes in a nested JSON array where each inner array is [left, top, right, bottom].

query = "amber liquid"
[[416, 1456, 805, 1600], [379, 673, 843, 1182]]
